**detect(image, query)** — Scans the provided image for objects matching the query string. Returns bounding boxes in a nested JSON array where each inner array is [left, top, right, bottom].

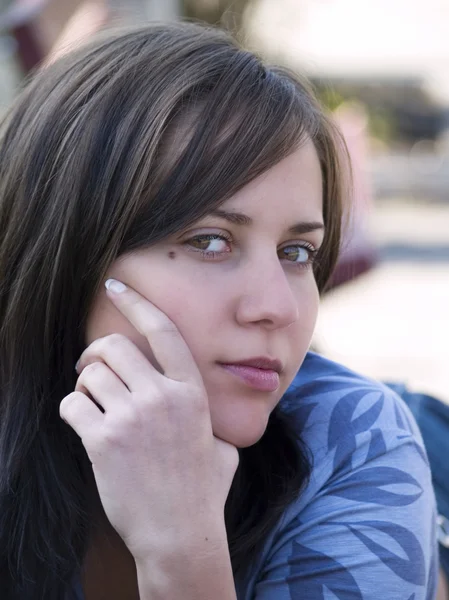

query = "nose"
[[235, 258, 299, 330]]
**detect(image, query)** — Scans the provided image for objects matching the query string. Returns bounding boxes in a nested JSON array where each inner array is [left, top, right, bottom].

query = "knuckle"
[[135, 388, 164, 410], [87, 333, 127, 356], [100, 415, 136, 448], [80, 361, 104, 379], [142, 319, 177, 338], [104, 333, 130, 349], [87, 433, 109, 456], [112, 407, 138, 430], [100, 427, 121, 448], [60, 391, 84, 418], [87, 424, 116, 453], [60, 392, 75, 413], [119, 292, 139, 306], [81, 334, 135, 368]]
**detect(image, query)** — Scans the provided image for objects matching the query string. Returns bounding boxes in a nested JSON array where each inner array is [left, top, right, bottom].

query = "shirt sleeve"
[[252, 386, 439, 600]]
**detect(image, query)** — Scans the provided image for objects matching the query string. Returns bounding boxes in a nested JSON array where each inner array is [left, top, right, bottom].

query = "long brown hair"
[[0, 22, 347, 598]]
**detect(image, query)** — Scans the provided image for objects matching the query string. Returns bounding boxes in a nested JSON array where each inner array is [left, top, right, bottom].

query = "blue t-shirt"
[[73, 352, 438, 599], [235, 352, 438, 599]]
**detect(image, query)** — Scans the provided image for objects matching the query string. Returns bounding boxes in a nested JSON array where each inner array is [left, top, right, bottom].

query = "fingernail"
[[75, 359, 80, 373], [105, 278, 127, 294]]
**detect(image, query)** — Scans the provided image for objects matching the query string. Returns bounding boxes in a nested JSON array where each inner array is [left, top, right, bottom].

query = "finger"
[[75, 361, 131, 411], [104, 279, 202, 384], [77, 335, 155, 393], [60, 391, 103, 442]]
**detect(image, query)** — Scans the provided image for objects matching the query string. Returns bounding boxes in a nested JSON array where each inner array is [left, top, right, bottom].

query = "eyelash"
[[184, 233, 319, 269], [279, 242, 318, 269], [184, 233, 232, 260]]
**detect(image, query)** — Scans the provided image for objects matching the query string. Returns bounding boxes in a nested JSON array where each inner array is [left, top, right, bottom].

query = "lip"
[[227, 356, 283, 373], [218, 357, 282, 392]]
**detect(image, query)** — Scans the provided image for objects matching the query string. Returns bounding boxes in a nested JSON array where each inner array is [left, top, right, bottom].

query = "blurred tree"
[[182, 0, 257, 35]]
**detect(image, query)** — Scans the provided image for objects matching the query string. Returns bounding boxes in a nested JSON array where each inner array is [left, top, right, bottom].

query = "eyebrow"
[[210, 209, 325, 235]]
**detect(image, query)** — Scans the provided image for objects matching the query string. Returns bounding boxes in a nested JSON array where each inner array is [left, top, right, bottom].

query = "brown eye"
[[278, 244, 317, 267], [185, 233, 232, 256], [190, 237, 212, 251]]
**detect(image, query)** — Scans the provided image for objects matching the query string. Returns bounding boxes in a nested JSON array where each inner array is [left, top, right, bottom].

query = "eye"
[[278, 243, 317, 268], [184, 233, 232, 259]]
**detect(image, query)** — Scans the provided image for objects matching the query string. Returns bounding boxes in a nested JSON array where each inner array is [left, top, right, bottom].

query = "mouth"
[[217, 356, 282, 392]]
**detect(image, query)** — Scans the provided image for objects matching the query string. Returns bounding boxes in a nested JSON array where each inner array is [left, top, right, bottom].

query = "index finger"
[[104, 278, 202, 384]]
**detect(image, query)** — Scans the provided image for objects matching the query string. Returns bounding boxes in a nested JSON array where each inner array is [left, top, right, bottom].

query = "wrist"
[[134, 525, 236, 600]]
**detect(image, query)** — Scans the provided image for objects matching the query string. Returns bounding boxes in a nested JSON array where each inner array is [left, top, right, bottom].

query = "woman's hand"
[[60, 279, 239, 564]]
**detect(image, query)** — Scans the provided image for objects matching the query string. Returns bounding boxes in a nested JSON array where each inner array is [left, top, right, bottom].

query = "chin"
[[208, 387, 285, 448], [213, 415, 271, 449]]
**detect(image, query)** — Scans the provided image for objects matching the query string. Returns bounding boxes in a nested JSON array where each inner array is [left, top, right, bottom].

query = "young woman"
[[0, 22, 438, 600]]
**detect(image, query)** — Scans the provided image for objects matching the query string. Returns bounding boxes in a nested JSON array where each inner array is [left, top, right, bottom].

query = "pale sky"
[[248, 0, 449, 103]]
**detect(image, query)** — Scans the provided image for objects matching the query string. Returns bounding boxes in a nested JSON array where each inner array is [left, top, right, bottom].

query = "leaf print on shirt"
[[287, 541, 363, 600], [366, 428, 386, 461], [287, 401, 318, 435], [327, 466, 423, 506], [332, 520, 426, 585], [328, 389, 384, 471]]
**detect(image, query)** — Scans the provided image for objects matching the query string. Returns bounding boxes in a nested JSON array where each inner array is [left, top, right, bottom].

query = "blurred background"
[[1, 0, 448, 402]]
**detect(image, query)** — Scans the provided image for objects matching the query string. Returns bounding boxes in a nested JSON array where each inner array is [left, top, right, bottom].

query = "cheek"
[[289, 279, 320, 354], [304, 284, 320, 330], [157, 286, 221, 361], [294, 275, 320, 324]]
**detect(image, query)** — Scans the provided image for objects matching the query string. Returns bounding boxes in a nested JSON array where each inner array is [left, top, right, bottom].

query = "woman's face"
[[86, 140, 324, 448]]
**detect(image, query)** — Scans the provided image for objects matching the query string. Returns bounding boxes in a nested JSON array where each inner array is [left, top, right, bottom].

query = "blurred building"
[[249, 0, 449, 101], [248, 0, 449, 141]]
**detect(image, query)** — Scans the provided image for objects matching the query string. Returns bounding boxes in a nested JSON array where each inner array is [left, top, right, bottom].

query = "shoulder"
[[280, 351, 427, 478], [282, 350, 420, 430]]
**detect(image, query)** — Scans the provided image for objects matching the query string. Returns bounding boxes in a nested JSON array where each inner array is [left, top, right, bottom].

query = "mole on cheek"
[[168, 251, 176, 259]]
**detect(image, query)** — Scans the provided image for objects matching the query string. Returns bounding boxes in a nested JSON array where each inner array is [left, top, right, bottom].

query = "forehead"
[[220, 140, 323, 222]]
